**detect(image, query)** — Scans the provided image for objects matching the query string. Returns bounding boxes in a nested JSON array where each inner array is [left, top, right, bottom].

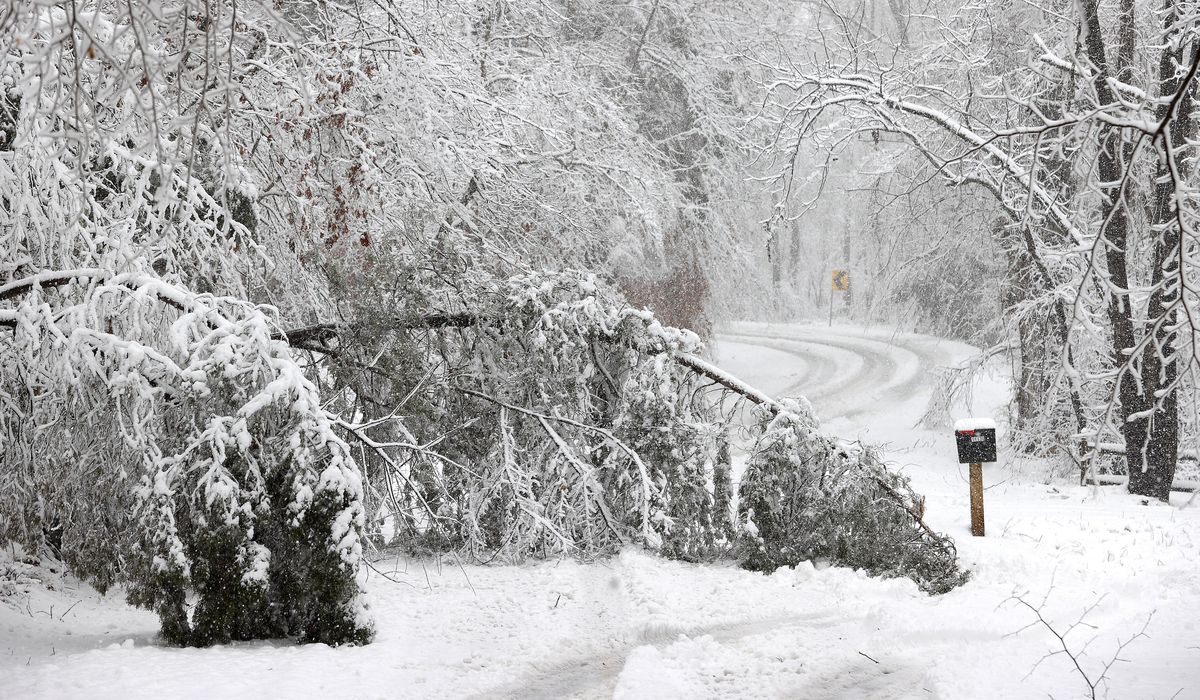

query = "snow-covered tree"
[[1, 0, 976, 648], [745, 0, 1200, 500]]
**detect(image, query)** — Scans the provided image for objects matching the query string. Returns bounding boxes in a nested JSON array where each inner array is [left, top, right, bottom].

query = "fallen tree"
[[0, 268, 970, 648], [274, 269, 967, 589]]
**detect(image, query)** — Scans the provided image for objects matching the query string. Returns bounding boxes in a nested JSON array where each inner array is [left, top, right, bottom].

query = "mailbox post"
[[953, 418, 996, 537]]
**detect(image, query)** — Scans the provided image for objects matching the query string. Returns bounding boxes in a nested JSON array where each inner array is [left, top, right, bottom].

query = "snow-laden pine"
[[738, 399, 967, 595], [0, 271, 372, 645]]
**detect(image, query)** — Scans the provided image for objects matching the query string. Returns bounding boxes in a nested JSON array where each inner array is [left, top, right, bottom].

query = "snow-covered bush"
[[0, 272, 372, 646], [738, 400, 967, 595]]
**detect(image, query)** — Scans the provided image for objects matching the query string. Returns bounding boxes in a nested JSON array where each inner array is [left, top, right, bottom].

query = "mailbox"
[[954, 417, 996, 464]]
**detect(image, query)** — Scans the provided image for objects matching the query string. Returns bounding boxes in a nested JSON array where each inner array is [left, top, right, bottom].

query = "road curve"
[[714, 322, 967, 425]]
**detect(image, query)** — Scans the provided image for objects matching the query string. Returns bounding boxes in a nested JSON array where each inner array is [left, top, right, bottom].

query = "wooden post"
[[969, 462, 985, 536]]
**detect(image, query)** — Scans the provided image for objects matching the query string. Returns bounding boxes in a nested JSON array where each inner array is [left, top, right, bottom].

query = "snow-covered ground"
[[5, 322, 1199, 699]]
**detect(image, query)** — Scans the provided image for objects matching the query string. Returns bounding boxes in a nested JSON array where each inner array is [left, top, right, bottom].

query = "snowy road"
[[716, 323, 939, 424], [5, 323, 1200, 699], [711, 322, 988, 458]]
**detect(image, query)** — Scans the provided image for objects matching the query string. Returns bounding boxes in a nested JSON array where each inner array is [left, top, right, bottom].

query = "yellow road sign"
[[832, 269, 850, 292]]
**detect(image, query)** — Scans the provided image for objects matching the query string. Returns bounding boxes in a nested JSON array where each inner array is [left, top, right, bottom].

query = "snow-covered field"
[[4, 322, 1199, 699]]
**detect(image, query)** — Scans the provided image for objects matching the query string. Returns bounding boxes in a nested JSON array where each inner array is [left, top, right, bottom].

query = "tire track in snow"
[[716, 326, 942, 424], [464, 610, 848, 700], [778, 652, 931, 700]]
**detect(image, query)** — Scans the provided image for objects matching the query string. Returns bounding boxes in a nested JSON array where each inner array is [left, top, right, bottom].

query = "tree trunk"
[[769, 223, 783, 312], [886, 0, 909, 48], [1079, 0, 1169, 498], [1003, 72, 1089, 461], [790, 219, 803, 301], [1130, 1, 1197, 500]]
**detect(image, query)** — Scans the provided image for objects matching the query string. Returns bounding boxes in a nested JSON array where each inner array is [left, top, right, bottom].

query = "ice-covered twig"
[[1008, 593, 1154, 700]]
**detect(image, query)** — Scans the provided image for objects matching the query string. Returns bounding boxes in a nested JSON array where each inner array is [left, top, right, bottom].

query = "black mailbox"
[[954, 418, 997, 464]]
